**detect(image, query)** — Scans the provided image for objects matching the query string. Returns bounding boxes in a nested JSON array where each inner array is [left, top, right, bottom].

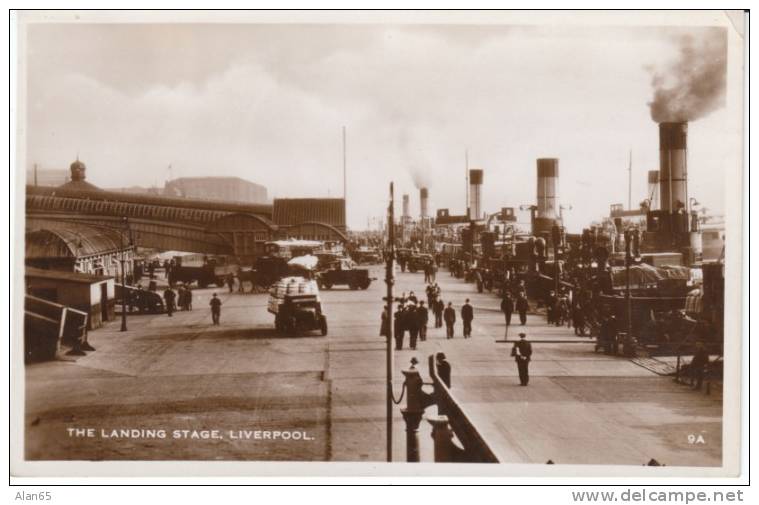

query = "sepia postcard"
[[10, 9, 746, 478]]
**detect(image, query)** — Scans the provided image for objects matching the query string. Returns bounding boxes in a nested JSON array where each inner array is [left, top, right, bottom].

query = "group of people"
[[498, 287, 531, 339], [161, 285, 194, 316], [380, 283, 478, 350], [545, 289, 571, 327]]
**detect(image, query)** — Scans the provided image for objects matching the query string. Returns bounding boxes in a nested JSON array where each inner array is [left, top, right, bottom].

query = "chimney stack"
[[659, 122, 688, 213], [402, 194, 410, 221], [468, 169, 483, 220], [534, 158, 560, 235], [419, 187, 429, 220], [647, 170, 660, 210]]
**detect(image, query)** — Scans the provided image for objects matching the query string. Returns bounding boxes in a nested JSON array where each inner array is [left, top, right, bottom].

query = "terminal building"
[[164, 176, 268, 204]]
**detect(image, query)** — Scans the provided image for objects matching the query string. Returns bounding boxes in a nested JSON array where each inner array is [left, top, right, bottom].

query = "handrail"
[[427, 355, 499, 463]]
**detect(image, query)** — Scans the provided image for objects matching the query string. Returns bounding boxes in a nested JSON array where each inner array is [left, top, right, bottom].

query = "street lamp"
[[119, 216, 133, 332]]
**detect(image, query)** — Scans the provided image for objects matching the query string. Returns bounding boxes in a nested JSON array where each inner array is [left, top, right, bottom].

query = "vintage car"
[[316, 258, 373, 290], [353, 247, 382, 264], [267, 277, 328, 336], [407, 253, 435, 273]]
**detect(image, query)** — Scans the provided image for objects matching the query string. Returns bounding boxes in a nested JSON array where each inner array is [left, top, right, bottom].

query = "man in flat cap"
[[511, 332, 533, 386]]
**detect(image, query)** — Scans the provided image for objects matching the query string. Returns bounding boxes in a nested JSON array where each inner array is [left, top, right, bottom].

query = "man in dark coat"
[[407, 303, 420, 350], [516, 293, 529, 325], [433, 297, 444, 328], [163, 287, 176, 317], [501, 292, 514, 337], [417, 301, 429, 341], [443, 302, 456, 339], [436, 352, 451, 388], [689, 341, 710, 390], [394, 305, 406, 350], [461, 299, 474, 338], [512, 332, 533, 386], [209, 293, 222, 325]]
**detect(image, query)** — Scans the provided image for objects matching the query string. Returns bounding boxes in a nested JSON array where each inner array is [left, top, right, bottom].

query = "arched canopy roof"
[[206, 212, 277, 233], [26, 221, 127, 259], [283, 221, 349, 243]]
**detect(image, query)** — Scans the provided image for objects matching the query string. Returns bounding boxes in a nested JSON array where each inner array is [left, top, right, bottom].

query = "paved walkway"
[[24, 267, 722, 467]]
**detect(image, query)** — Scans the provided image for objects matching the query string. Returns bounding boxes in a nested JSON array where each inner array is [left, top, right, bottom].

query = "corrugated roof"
[[272, 198, 346, 228], [26, 221, 129, 259], [26, 266, 113, 284], [59, 180, 102, 192]]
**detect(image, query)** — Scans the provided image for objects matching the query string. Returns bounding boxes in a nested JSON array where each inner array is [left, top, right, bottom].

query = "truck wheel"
[[199, 281, 209, 289], [320, 317, 328, 336], [360, 279, 371, 290], [409, 266, 417, 273], [349, 282, 358, 290], [323, 282, 333, 290]]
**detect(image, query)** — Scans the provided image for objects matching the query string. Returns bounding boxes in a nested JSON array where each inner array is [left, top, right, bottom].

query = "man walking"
[[516, 292, 529, 326], [512, 332, 533, 386], [417, 301, 428, 342], [163, 287, 176, 317], [443, 302, 456, 339], [209, 293, 222, 325], [501, 292, 514, 335], [394, 304, 406, 350], [407, 302, 420, 350], [461, 298, 474, 338], [433, 297, 444, 328]]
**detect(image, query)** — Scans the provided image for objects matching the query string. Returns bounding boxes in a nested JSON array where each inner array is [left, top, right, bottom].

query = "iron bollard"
[[427, 415, 455, 463], [401, 359, 434, 462]]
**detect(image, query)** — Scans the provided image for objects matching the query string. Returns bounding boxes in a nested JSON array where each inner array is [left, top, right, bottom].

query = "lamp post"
[[119, 216, 133, 332], [384, 182, 396, 462]]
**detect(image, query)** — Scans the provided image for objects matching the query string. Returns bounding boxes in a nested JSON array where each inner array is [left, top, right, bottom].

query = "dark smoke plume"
[[648, 31, 727, 123], [398, 127, 433, 189]]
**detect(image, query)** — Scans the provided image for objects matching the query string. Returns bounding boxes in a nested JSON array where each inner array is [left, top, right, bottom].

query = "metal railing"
[[397, 355, 499, 463]]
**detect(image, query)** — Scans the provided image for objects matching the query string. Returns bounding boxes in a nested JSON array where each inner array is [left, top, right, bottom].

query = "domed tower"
[[70, 158, 87, 182], [59, 157, 101, 191]]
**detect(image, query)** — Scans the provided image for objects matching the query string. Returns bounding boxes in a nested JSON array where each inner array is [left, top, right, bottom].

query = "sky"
[[22, 21, 736, 232]]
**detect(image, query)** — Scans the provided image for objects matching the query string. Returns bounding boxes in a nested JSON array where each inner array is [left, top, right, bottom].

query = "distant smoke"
[[398, 127, 434, 189], [648, 31, 727, 123]]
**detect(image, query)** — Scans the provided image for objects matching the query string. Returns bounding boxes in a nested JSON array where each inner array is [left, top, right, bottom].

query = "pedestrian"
[[430, 262, 437, 282], [176, 285, 186, 311], [501, 292, 514, 333], [433, 297, 444, 328], [423, 262, 431, 283], [407, 302, 419, 350], [511, 332, 533, 386], [443, 302, 456, 339], [210, 293, 222, 325], [380, 305, 390, 338], [185, 286, 193, 311], [163, 287, 176, 317], [461, 298, 474, 338], [689, 341, 710, 390], [573, 301, 586, 336], [227, 274, 235, 294], [516, 292, 529, 325], [425, 283, 434, 309], [417, 301, 428, 341], [436, 352, 451, 388], [546, 290, 557, 325], [394, 304, 406, 350], [408, 291, 418, 304]]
